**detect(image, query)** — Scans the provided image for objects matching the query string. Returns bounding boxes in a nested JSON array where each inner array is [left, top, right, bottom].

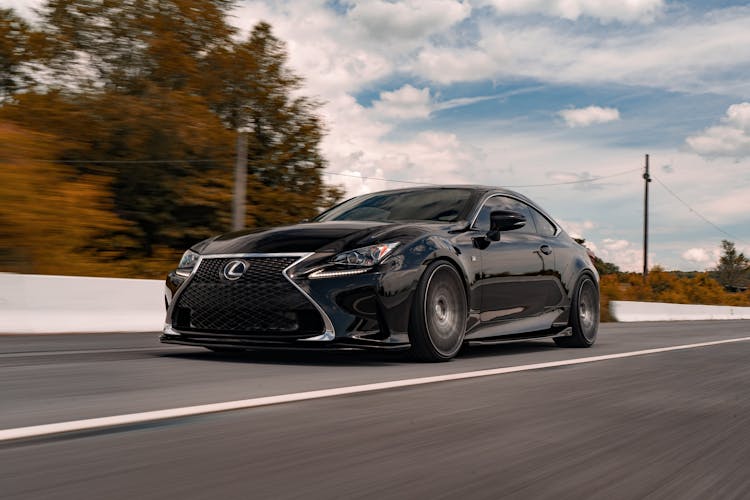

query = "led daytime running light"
[[333, 242, 400, 267]]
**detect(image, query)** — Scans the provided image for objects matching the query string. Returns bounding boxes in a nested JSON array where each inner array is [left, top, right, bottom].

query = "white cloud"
[[557, 219, 596, 239], [232, 1, 394, 97], [405, 10, 750, 95], [347, 0, 471, 41], [2, 0, 42, 20], [480, 0, 664, 23], [544, 171, 605, 191], [413, 46, 498, 85], [682, 247, 717, 265], [319, 94, 479, 196], [686, 102, 750, 158], [558, 106, 620, 127], [677, 243, 750, 271], [596, 238, 646, 272], [371, 85, 433, 120]]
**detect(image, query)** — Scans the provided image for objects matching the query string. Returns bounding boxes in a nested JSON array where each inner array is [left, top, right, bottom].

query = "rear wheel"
[[555, 274, 599, 348], [409, 261, 467, 362]]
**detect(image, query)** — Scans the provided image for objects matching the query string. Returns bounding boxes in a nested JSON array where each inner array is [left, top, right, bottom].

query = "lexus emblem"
[[222, 260, 248, 281]]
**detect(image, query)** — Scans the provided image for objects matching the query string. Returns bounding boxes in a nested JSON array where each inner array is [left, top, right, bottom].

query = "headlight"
[[176, 249, 200, 276], [333, 242, 400, 267]]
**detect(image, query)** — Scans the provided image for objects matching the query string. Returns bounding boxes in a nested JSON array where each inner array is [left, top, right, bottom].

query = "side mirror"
[[487, 210, 526, 241]]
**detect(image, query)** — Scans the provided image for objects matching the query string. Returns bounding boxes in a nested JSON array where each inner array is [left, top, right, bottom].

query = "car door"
[[473, 195, 563, 332]]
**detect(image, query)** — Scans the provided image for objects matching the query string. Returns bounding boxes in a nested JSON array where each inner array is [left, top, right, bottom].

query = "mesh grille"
[[172, 256, 323, 336]]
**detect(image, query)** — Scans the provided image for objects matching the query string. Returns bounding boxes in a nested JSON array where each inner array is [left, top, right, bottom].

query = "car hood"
[[194, 220, 456, 255]]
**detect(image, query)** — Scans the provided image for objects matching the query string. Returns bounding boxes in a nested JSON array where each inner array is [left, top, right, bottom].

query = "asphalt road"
[[1, 320, 749, 499]]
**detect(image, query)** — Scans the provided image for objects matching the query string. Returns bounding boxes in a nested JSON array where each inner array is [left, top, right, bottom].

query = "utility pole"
[[643, 153, 651, 281], [232, 131, 247, 231]]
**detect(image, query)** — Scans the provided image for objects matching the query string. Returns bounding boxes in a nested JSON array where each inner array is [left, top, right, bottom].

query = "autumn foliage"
[[599, 267, 750, 321], [1, 1, 341, 278]]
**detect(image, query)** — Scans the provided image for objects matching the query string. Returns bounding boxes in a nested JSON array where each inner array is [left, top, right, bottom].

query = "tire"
[[555, 274, 599, 348], [409, 261, 468, 362]]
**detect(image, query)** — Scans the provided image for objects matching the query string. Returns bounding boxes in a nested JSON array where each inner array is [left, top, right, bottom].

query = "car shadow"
[[157, 339, 559, 366], [156, 348, 411, 367], [459, 339, 559, 359]]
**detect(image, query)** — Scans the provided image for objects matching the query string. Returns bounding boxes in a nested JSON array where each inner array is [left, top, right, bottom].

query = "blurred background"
[[1, 0, 748, 313], [0, 0, 342, 278]]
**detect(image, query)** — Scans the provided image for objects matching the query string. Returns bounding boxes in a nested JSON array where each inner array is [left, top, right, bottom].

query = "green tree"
[[715, 240, 749, 291]]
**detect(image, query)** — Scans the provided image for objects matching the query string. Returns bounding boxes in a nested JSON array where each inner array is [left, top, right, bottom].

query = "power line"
[[652, 174, 748, 246], [323, 171, 439, 186], [505, 167, 640, 188], [13, 155, 640, 189], [325, 167, 641, 188], [23, 158, 233, 164]]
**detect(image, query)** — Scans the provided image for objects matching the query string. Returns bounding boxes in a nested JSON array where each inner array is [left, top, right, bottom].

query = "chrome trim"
[[222, 260, 248, 281], [163, 252, 335, 341], [163, 324, 180, 336], [279, 253, 336, 341], [164, 257, 202, 334], [308, 268, 369, 279], [468, 192, 560, 237]]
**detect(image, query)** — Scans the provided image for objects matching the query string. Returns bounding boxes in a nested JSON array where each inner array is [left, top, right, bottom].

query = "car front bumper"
[[161, 252, 420, 350]]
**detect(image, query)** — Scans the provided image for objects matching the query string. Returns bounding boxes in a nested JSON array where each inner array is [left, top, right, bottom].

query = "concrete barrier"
[[2, 273, 749, 333], [0, 273, 165, 333], [610, 300, 750, 322]]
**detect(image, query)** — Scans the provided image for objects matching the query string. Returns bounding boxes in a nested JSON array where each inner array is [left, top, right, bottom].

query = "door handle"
[[539, 245, 552, 255]]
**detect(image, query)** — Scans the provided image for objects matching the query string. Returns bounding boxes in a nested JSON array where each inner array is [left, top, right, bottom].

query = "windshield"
[[315, 188, 474, 223]]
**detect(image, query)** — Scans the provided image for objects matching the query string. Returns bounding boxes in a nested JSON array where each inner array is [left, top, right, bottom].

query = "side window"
[[474, 196, 537, 234], [531, 209, 557, 237]]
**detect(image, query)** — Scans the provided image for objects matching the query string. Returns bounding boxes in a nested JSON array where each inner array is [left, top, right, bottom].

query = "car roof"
[[361, 185, 560, 229], [362, 184, 514, 196], [363, 184, 534, 205]]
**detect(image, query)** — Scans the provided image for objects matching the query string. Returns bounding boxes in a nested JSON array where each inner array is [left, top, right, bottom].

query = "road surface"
[[1, 320, 749, 499]]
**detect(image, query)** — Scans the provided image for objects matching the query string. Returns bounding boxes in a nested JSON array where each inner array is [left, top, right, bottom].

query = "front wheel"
[[555, 275, 599, 348], [409, 261, 468, 362]]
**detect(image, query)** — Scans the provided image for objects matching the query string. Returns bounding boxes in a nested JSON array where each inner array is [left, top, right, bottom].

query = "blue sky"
[[8, 0, 750, 271]]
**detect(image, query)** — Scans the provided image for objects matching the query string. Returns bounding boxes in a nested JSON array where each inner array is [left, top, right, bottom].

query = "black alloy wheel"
[[555, 274, 599, 348], [409, 261, 468, 362]]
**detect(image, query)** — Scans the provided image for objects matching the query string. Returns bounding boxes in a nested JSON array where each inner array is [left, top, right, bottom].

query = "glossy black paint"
[[161, 186, 598, 351]]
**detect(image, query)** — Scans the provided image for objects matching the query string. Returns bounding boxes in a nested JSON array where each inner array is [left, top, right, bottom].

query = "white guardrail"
[[1, 273, 748, 334], [610, 300, 750, 322], [0, 273, 165, 333]]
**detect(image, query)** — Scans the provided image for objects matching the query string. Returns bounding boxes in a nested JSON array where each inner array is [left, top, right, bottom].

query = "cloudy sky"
[[9, 0, 750, 271]]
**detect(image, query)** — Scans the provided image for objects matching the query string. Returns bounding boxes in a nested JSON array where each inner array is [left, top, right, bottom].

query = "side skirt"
[[465, 327, 572, 346]]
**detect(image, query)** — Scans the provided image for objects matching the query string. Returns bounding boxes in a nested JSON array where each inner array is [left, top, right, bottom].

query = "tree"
[[715, 240, 749, 291], [2, 1, 342, 276], [35, 0, 236, 95], [203, 22, 343, 226], [573, 237, 620, 275], [0, 121, 140, 276], [0, 8, 37, 100]]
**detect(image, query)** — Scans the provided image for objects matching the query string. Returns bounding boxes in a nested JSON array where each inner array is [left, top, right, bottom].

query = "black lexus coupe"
[[162, 186, 599, 361]]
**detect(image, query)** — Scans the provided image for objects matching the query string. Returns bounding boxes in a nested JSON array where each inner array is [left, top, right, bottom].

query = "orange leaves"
[[600, 268, 750, 321], [1, 4, 341, 278], [0, 121, 137, 276]]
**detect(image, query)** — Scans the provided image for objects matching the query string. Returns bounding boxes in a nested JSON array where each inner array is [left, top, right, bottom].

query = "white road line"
[[2, 336, 750, 442], [0, 347, 179, 359]]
